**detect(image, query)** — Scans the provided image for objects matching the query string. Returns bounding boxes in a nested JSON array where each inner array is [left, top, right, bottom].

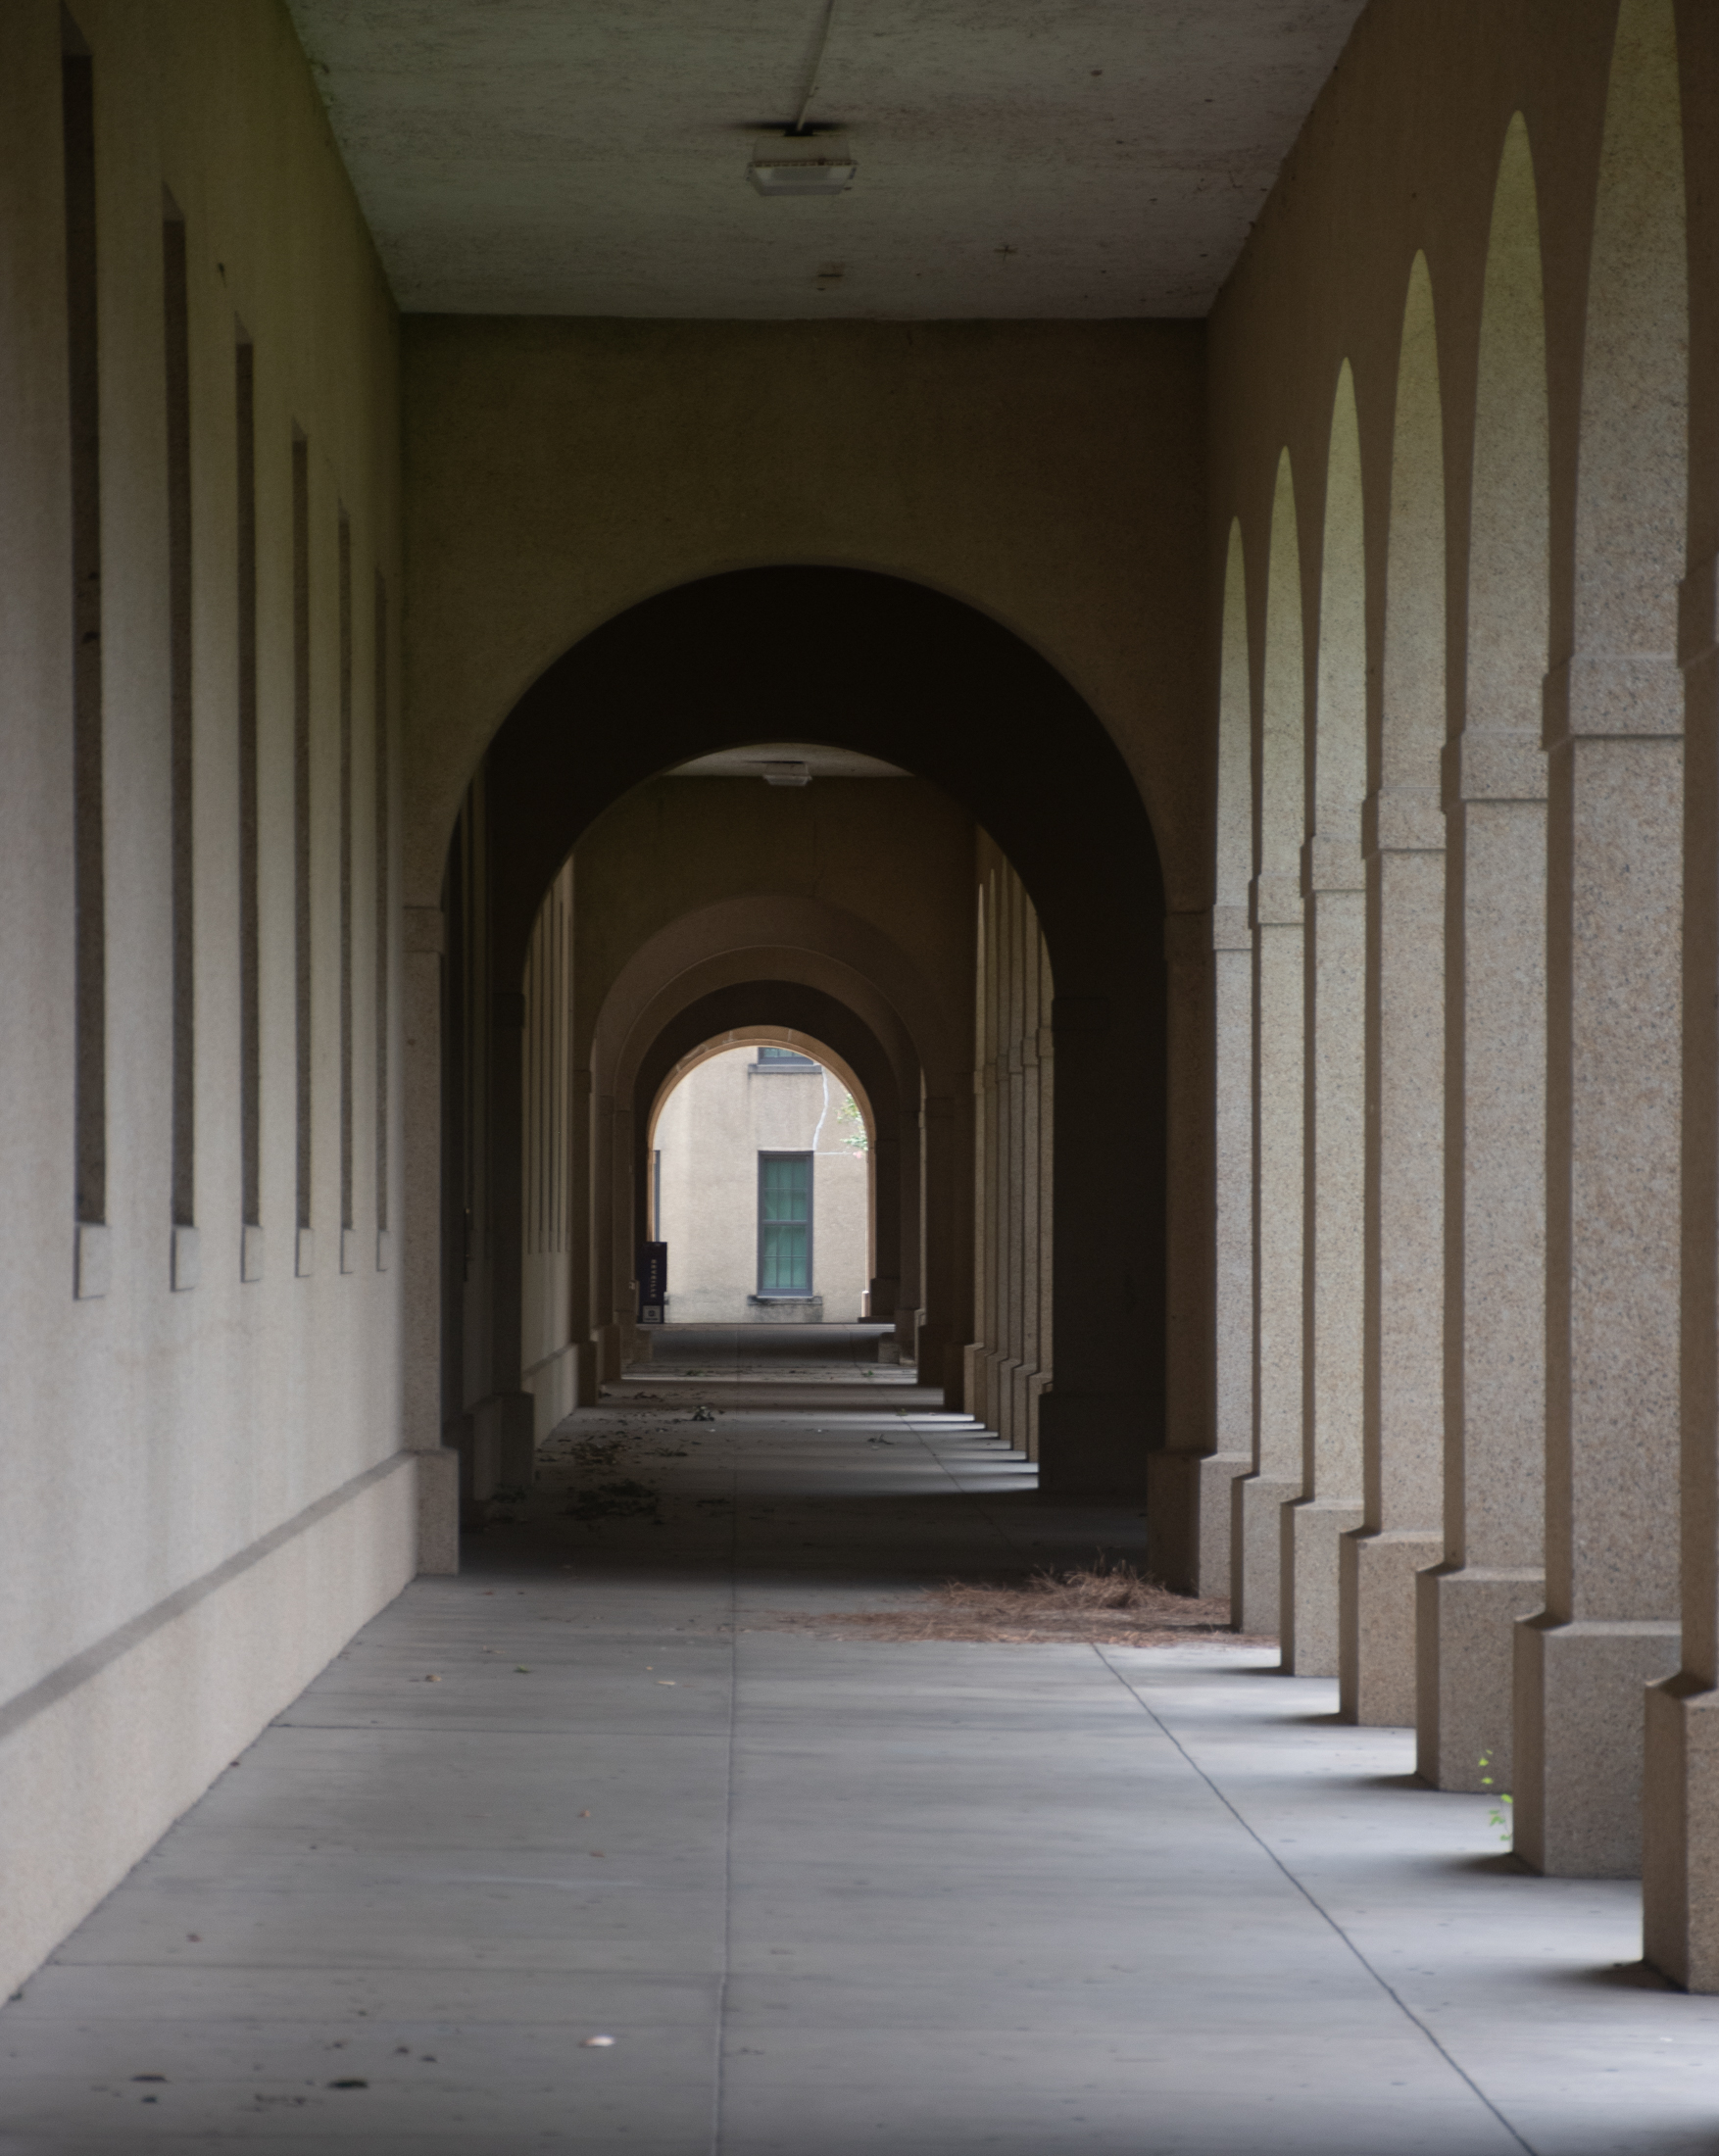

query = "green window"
[[758, 1152, 812, 1295]]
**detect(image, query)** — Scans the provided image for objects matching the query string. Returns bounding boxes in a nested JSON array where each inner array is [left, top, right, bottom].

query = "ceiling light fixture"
[[749, 132, 856, 196], [749, 0, 856, 196], [759, 760, 812, 787]]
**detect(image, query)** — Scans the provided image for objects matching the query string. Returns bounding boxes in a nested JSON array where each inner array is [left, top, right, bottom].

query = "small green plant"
[[837, 1093, 869, 1152], [1479, 1752, 1513, 1843]]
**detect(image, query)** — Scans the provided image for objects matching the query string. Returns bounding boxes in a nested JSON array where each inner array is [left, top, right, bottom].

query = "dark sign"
[[638, 1242, 667, 1323]]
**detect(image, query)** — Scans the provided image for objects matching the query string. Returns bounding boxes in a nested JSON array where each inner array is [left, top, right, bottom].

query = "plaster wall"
[[0, 0, 419, 1994], [401, 318, 1204, 913], [656, 1049, 868, 1324]]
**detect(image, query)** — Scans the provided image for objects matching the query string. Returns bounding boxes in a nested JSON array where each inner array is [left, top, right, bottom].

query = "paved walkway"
[[4, 1347, 1719, 2152]]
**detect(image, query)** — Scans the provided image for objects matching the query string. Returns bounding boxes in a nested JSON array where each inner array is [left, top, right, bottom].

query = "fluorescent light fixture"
[[749, 132, 856, 196]]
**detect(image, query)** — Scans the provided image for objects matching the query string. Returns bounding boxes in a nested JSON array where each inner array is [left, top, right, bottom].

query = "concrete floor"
[[4, 1338, 1719, 2153]]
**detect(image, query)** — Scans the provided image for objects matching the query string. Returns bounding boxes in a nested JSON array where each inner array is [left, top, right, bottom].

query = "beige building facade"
[[8, 0, 1719, 2011], [653, 1044, 870, 1325]]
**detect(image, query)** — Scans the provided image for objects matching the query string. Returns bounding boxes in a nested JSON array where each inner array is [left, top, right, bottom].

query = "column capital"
[[1251, 871, 1303, 927], [1362, 785, 1445, 857], [1443, 731, 1548, 805], [1209, 904, 1252, 952], [1302, 833, 1365, 894], [1543, 650, 1683, 743]]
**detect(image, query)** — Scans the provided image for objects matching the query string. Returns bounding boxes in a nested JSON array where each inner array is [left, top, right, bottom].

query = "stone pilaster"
[[1644, 561, 1718, 1972], [1516, 646, 1683, 1875], [401, 902, 459, 1573], [1150, 906, 1243, 1594], [1418, 730, 1547, 1788], [1342, 784, 1444, 1725], [1232, 869, 1303, 1633], [1282, 836, 1364, 1675]]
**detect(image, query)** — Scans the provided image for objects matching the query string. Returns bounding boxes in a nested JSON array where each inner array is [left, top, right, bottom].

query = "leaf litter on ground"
[[762, 1558, 1263, 1647]]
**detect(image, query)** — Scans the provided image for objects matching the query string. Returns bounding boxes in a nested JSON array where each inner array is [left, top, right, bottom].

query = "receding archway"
[[451, 566, 1166, 1505], [644, 1025, 879, 1333]]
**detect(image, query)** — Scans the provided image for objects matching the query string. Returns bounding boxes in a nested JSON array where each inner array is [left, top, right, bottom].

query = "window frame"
[[756, 1149, 813, 1297]]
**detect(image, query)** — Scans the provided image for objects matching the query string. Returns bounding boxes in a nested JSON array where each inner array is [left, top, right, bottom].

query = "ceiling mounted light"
[[759, 760, 812, 787], [749, 131, 857, 197], [749, 0, 854, 195]]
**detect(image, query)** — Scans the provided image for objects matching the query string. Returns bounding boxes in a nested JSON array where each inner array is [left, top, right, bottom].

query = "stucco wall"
[[401, 316, 1206, 911], [656, 1049, 869, 1324], [0, 0, 412, 1994]]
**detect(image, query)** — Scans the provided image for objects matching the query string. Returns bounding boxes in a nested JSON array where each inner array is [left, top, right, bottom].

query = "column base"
[[1281, 1497, 1363, 1676], [1231, 1474, 1299, 1635], [1339, 1526, 1442, 1725], [1513, 1613, 1681, 1876], [1007, 1361, 1038, 1455], [414, 1446, 461, 1575], [994, 1355, 1025, 1446], [1144, 1450, 1248, 1597], [1414, 1563, 1545, 1789], [1645, 1675, 1719, 1989], [960, 1343, 987, 1427]]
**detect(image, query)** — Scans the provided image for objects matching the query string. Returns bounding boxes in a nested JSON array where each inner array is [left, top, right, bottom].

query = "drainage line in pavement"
[[1090, 1647, 1541, 2156]]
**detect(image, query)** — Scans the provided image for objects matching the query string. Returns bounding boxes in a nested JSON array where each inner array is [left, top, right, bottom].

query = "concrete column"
[[1036, 982, 1161, 1497], [1150, 904, 1233, 1588], [474, 985, 535, 1494], [1232, 870, 1303, 1634], [1646, 557, 1719, 1979], [568, 1066, 598, 1401], [1520, 0, 1685, 1878], [920, 1093, 962, 1402], [1015, 906, 1045, 1457], [610, 1102, 636, 1368], [401, 903, 458, 1572], [1418, 115, 1552, 1786], [1342, 787, 1445, 1724], [970, 875, 1001, 1431], [894, 1102, 923, 1358], [1417, 738, 1547, 1788], [1282, 841, 1364, 1674], [1516, 652, 1682, 1873], [1001, 876, 1029, 1448], [964, 873, 997, 1424], [870, 1127, 902, 1322], [592, 1089, 620, 1383], [1032, 944, 1055, 1458], [1185, 905, 1255, 1586]]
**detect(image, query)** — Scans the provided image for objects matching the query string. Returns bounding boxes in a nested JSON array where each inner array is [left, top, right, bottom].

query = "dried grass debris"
[[764, 1559, 1264, 1646]]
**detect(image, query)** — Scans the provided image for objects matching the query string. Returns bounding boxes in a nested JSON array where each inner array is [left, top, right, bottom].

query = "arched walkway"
[[436, 566, 1168, 1523]]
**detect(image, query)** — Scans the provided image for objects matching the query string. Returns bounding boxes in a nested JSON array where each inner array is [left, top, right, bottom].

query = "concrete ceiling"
[[285, 1, 1366, 318]]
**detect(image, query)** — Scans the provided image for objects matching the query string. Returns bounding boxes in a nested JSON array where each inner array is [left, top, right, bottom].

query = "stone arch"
[[1286, 361, 1368, 1679], [1344, 250, 1449, 1728], [586, 904, 937, 1390], [1419, 111, 1553, 1792], [641, 1012, 891, 1335], [449, 566, 1166, 1499], [593, 894, 946, 1102], [623, 979, 915, 1312], [646, 1031, 877, 1155]]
